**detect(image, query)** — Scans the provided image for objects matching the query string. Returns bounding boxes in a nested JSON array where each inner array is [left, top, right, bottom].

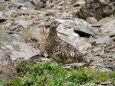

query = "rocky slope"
[[0, 0, 115, 85]]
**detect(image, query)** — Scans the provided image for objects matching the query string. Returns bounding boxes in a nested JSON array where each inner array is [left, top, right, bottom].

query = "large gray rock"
[[0, 33, 40, 61], [100, 20, 115, 34], [56, 19, 93, 53], [10, 42, 40, 60]]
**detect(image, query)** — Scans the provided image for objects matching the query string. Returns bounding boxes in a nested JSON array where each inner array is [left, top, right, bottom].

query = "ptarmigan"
[[45, 20, 85, 64]]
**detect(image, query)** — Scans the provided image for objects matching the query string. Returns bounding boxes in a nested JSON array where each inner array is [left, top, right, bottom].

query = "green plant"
[[3, 61, 115, 86], [16, 61, 30, 73]]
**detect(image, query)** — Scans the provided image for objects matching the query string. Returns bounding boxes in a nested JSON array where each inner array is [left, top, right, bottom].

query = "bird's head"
[[50, 20, 68, 36], [50, 20, 61, 30]]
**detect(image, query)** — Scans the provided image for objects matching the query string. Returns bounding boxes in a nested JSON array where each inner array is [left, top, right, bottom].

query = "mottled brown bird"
[[45, 20, 85, 64]]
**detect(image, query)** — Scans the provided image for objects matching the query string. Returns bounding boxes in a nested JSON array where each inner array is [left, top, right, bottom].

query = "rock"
[[19, 6, 28, 11], [10, 42, 40, 60], [0, 50, 10, 61], [99, 0, 110, 4], [44, 10, 58, 17], [66, 63, 85, 69], [20, 25, 41, 41], [86, 17, 97, 24], [15, 19, 33, 28], [92, 36, 112, 44], [0, 32, 40, 61], [96, 17, 115, 26], [112, 82, 115, 86], [100, 68, 112, 72], [103, 54, 115, 71], [90, 56, 104, 68], [57, 18, 95, 36], [82, 83, 95, 86], [76, 0, 115, 20], [56, 19, 93, 53], [74, 18, 97, 35], [0, 18, 7, 23], [32, 0, 47, 10], [78, 42, 91, 53], [0, 12, 3, 17], [0, 2, 7, 12], [97, 19, 115, 43], [100, 20, 115, 34], [0, 0, 115, 81], [73, 0, 85, 7], [0, 0, 5, 2], [82, 82, 113, 86], [10, 0, 29, 3], [101, 81, 111, 85]]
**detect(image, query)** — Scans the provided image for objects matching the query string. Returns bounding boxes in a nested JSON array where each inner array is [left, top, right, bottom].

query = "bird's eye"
[[65, 26, 71, 29], [68, 27, 71, 29]]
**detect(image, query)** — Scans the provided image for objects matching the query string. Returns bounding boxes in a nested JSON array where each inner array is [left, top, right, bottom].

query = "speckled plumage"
[[45, 21, 84, 64]]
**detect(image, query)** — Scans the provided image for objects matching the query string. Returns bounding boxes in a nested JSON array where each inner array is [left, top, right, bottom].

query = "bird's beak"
[[56, 31, 68, 36]]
